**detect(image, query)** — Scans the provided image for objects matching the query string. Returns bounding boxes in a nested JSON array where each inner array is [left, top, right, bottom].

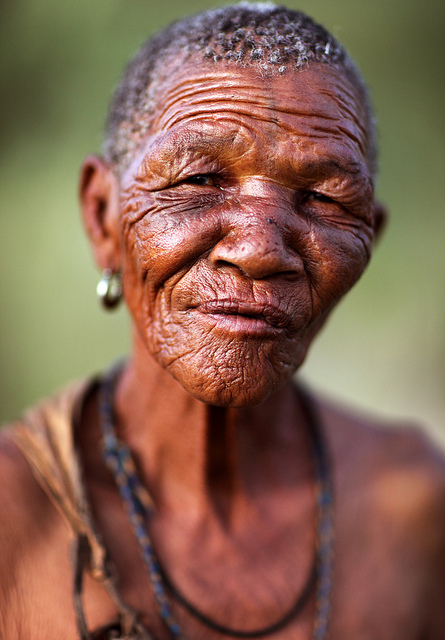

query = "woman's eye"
[[304, 191, 335, 204], [183, 174, 216, 187]]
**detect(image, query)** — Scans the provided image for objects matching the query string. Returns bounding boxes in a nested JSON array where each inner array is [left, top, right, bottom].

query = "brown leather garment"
[[6, 378, 155, 640]]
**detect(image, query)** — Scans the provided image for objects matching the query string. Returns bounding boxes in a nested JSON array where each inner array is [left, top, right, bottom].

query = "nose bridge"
[[208, 190, 303, 279]]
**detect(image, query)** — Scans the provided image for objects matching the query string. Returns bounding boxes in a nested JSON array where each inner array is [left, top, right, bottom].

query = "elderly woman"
[[0, 4, 444, 640]]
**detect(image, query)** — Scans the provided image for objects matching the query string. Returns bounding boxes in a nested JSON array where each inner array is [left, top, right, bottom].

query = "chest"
[[11, 509, 429, 640]]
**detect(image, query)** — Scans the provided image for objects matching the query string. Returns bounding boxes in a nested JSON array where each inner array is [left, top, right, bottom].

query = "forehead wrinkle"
[[329, 100, 368, 157], [150, 71, 334, 130], [153, 87, 346, 134], [150, 64, 362, 130], [150, 93, 366, 162], [152, 70, 274, 108], [315, 79, 369, 154], [154, 104, 352, 151]]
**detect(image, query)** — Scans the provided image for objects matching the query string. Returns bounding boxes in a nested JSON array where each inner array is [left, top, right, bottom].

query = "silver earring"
[[96, 269, 122, 310]]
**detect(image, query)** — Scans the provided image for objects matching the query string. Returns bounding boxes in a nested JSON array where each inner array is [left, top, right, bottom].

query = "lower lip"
[[196, 311, 284, 336]]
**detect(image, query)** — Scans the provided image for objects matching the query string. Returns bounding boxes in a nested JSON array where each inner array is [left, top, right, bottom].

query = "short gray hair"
[[103, 2, 377, 177]]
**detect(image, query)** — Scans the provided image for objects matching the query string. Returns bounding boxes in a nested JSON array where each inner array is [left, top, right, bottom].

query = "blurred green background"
[[1, 0, 444, 444]]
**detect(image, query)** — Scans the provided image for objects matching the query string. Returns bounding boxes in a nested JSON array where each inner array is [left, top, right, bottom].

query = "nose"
[[209, 202, 304, 280]]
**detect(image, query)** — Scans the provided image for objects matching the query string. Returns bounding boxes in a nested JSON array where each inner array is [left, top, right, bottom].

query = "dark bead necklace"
[[99, 364, 334, 639]]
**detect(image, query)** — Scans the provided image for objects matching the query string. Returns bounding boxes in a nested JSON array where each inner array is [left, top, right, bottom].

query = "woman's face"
[[115, 61, 377, 406]]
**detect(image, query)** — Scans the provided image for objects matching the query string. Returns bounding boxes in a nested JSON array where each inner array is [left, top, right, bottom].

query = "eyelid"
[[184, 174, 215, 185], [303, 191, 336, 204], [301, 188, 373, 224], [176, 173, 222, 188]]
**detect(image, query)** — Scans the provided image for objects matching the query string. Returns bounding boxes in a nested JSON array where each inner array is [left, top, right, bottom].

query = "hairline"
[[103, 5, 377, 179]]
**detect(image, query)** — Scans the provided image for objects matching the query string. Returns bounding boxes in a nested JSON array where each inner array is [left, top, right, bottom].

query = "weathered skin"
[[0, 60, 444, 640], [107, 62, 377, 407]]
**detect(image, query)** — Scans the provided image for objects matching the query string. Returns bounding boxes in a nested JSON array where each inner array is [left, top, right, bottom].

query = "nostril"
[[211, 258, 238, 271]]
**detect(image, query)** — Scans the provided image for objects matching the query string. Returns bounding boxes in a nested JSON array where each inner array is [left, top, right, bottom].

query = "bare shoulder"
[[315, 394, 445, 638], [315, 393, 445, 496], [0, 429, 52, 637], [0, 427, 52, 551], [0, 428, 75, 640]]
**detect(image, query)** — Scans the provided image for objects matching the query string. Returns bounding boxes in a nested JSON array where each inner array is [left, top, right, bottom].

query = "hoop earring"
[[96, 269, 122, 310]]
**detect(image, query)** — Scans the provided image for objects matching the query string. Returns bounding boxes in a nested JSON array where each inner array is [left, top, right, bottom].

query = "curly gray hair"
[[103, 2, 377, 177]]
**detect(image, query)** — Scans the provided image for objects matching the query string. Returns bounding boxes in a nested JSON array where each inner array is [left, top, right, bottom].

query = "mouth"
[[194, 299, 290, 334]]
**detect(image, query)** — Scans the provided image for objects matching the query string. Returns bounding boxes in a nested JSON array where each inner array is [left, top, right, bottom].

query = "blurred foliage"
[[0, 0, 444, 443]]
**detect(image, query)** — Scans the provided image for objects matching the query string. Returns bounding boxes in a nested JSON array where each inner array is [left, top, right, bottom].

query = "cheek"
[[305, 224, 372, 313], [118, 192, 224, 363], [120, 188, 224, 287]]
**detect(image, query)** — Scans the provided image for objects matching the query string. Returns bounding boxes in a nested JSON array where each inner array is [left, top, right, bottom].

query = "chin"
[[165, 353, 304, 408], [147, 318, 318, 407], [184, 379, 280, 408]]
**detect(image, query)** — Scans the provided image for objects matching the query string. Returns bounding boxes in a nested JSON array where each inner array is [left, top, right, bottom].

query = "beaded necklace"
[[99, 365, 334, 639]]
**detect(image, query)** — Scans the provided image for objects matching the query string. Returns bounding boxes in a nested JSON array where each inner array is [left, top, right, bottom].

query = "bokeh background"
[[1, 0, 444, 444]]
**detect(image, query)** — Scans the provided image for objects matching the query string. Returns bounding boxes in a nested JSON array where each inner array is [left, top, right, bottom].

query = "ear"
[[79, 155, 121, 271], [372, 201, 388, 244]]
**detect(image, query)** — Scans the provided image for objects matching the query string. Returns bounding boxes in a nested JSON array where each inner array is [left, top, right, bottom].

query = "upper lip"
[[195, 299, 291, 328]]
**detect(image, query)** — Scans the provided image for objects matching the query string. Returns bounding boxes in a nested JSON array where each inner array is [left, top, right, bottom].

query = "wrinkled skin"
[[111, 61, 379, 406]]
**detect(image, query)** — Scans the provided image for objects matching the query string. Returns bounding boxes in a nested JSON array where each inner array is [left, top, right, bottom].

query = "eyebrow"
[[295, 157, 366, 180], [147, 124, 250, 161]]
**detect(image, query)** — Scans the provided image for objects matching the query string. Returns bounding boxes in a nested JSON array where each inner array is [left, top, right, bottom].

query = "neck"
[[113, 331, 311, 524]]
